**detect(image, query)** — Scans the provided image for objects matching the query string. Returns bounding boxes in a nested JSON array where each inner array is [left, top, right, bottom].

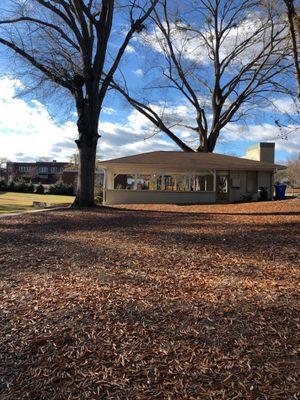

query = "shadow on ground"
[[0, 201, 299, 399]]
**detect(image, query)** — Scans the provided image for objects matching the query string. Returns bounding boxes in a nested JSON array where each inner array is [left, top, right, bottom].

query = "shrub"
[[49, 180, 74, 195], [6, 178, 35, 193], [27, 181, 34, 193], [0, 179, 7, 191], [7, 179, 16, 192], [14, 178, 31, 193], [35, 183, 45, 194], [15, 179, 26, 192]]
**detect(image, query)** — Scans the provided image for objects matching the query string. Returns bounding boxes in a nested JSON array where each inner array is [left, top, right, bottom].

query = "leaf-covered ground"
[[0, 200, 299, 399]]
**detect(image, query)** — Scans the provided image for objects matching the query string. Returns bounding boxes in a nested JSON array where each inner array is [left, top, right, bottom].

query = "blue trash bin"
[[274, 183, 287, 200]]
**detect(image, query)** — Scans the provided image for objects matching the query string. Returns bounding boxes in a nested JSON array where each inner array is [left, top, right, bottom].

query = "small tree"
[[0, 0, 158, 207], [276, 157, 300, 190]]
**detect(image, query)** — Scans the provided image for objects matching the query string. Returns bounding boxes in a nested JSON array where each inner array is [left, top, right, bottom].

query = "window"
[[246, 171, 257, 193], [114, 174, 135, 190], [112, 172, 214, 192], [39, 167, 48, 173], [163, 175, 175, 190], [136, 175, 157, 190], [217, 176, 228, 193], [157, 176, 163, 190], [191, 173, 214, 191], [174, 175, 190, 191], [158, 175, 189, 191], [50, 166, 57, 173], [19, 166, 30, 173]]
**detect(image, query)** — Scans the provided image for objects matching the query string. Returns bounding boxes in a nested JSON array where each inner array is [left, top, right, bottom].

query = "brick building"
[[6, 161, 69, 184], [6, 161, 104, 191]]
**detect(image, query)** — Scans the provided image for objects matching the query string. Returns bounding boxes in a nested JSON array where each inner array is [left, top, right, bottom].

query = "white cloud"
[[133, 68, 144, 77], [142, 14, 287, 68], [102, 107, 117, 115], [0, 77, 24, 99], [0, 77, 78, 162], [125, 44, 136, 54], [98, 110, 177, 160], [269, 97, 300, 115], [221, 122, 300, 158], [124, 103, 300, 159], [0, 77, 176, 162], [0, 76, 298, 164]]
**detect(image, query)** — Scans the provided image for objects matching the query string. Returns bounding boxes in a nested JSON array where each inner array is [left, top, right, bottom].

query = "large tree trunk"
[[72, 89, 99, 208], [284, 0, 300, 99], [72, 139, 97, 207], [206, 129, 220, 153], [197, 131, 208, 152]]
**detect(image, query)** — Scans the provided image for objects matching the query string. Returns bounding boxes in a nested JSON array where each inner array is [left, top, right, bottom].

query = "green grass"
[[0, 192, 74, 214]]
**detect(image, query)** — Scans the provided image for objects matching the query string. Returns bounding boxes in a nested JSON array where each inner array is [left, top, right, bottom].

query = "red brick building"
[[7, 161, 69, 184], [6, 161, 104, 191]]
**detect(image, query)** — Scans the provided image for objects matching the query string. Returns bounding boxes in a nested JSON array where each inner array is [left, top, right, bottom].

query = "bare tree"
[[113, 0, 293, 152], [275, 156, 300, 190], [0, 0, 158, 206]]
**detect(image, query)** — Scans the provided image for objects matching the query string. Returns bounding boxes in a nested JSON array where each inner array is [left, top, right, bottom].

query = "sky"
[[0, 1, 299, 164]]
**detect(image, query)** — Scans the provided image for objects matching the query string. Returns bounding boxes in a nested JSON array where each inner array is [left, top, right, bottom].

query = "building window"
[[39, 167, 48, 173], [136, 175, 157, 190], [19, 166, 30, 173], [50, 167, 57, 173], [155, 175, 190, 191], [191, 174, 214, 191], [217, 176, 228, 193], [174, 175, 190, 191], [246, 171, 257, 193], [114, 174, 135, 190], [113, 173, 215, 191], [162, 175, 173, 190]]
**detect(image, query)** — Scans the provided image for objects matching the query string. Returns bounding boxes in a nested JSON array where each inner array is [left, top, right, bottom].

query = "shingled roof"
[[99, 151, 285, 171]]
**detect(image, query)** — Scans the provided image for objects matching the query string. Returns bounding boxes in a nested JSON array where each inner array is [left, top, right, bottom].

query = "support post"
[[134, 173, 138, 190], [213, 170, 217, 192], [103, 169, 106, 204]]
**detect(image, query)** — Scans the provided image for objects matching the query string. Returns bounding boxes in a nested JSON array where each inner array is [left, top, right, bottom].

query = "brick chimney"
[[246, 142, 275, 163]]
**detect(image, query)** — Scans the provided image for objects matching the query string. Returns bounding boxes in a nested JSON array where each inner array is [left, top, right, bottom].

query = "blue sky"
[[0, 73, 298, 164], [0, 1, 299, 164]]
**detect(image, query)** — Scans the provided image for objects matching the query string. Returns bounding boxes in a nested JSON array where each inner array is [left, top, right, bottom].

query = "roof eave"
[[99, 162, 281, 171]]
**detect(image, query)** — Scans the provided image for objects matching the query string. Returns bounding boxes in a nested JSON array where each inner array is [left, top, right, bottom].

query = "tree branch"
[[0, 16, 80, 51], [0, 37, 72, 91]]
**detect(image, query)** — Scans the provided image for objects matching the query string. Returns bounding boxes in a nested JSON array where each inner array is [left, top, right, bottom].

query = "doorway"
[[216, 173, 229, 202]]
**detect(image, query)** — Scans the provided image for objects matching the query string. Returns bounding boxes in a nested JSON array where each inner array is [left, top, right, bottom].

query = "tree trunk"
[[284, 0, 300, 99], [71, 88, 100, 208], [207, 129, 220, 153], [197, 131, 208, 152], [72, 139, 97, 207]]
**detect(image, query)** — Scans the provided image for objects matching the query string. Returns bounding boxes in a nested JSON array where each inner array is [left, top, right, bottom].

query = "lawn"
[[0, 199, 299, 399], [0, 192, 74, 214]]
